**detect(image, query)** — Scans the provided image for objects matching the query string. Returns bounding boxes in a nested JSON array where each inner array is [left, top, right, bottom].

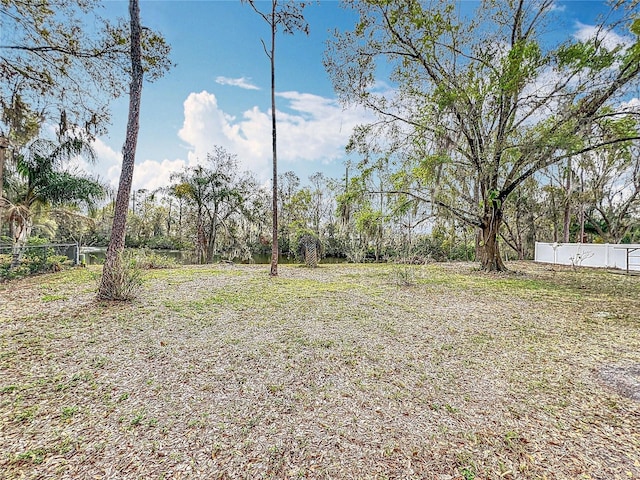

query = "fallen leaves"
[[0, 262, 638, 479]]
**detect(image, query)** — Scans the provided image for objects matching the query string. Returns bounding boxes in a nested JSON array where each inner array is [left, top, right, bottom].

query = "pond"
[[80, 247, 346, 266]]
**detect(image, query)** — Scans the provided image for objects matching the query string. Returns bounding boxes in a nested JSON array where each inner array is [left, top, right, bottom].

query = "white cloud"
[[549, 2, 565, 12], [177, 90, 269, 176], [177, 90, 373, 181], [92, 137, 185, 192], [215, 76, 260, 90], [92, 89, 372, 191], [132, 158, 187, 191], [105, 156, 186, 193], [275, 91, 373, 163], [93, 137, 121, 166], [91, 137, 122, 187], [621, 97, 640, 112], [574, 22, 633, 51]]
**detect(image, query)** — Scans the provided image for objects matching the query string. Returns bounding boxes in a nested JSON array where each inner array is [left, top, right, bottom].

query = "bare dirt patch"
[[1, 261, 639, 479], [599, 364, 640, 401]]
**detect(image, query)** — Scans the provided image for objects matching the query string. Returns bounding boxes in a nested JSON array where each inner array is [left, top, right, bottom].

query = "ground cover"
[[0, 261, 639, 479]]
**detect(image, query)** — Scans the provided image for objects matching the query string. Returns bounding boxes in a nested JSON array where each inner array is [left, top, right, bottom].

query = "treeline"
[[15, 143, 637, 265], [2, 1, 640, 270]]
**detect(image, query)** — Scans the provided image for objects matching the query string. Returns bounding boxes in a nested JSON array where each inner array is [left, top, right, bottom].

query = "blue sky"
[[91, 0, 633, 192]]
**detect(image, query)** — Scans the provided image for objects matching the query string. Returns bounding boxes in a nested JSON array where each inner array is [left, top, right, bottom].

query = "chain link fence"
[[0, 243, 80, 265]]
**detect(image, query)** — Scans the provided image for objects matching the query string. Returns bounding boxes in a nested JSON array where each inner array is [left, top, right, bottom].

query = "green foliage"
[[500, 40, 543, 93], [9, 448, 47, 465], [142, 235, 191, 251], [131, 249, 178, 269], [96, 250, 144, 301], [61, 406, 79, 420], [412, 233, 475, 262], [461, 466, 476, 480], [355, 206, 383, 238], [487, 189, 501, 210], [0, 255, 30, 281], [1, 94, 41, 146], [0, 237, 73, 282], [13, 137, 106, 209], [557, 40, 617, 71]]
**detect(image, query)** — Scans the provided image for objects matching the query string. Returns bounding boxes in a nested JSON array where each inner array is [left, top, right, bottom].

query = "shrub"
[[0, 240, 74, 282], [133, 249, 178, 269], [96, 250, 144, 301]]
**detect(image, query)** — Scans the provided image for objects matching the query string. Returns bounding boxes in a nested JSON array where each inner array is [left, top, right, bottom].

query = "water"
[[80, 247, 345, 266]]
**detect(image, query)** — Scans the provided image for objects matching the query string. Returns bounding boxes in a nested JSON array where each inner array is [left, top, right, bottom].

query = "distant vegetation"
[[1, 0, 639, 277]]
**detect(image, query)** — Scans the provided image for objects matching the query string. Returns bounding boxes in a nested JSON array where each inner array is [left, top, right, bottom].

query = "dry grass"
[[0, 261, 639, 480]]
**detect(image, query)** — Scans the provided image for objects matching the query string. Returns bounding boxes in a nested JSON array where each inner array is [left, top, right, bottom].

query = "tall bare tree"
[[97, 0, 144, 300], [245, 0, 310, 276]]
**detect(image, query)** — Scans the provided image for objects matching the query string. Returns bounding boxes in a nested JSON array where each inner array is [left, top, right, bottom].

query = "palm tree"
[[169, 149, 247, 264], [3, 137, 105, 267]]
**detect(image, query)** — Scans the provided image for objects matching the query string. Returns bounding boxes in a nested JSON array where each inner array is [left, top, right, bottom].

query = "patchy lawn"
[[0, 261, 639, 479]]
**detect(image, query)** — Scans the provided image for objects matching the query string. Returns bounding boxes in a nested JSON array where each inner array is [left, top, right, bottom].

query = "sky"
[[90, 0, 632, 193]]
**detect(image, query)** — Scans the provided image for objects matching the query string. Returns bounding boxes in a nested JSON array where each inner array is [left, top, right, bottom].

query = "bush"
[[412, 234, 475, 262], [96, 250, 144, 301], [0, 254, 26, 281], [0, 240, 74, 282], [96, 249, 180, 301], [390, 262, 417, 286], [142, 235, 192, 251], [132, 249, 178, 269]]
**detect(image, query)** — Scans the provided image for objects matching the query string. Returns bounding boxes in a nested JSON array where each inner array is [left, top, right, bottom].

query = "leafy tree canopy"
[[0, 0, 172, 139], [325, 0, 640, 270]]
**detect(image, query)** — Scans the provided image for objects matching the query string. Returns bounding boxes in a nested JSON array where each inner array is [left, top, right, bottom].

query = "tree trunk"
[[269, 0, 279, 277], [478, 208, 507, 271], [206, 213, 217, 263], [549, 179, 559, 243], [97, 0, 143, 299], [196, 217, 205, 264], [0, 136, 8, 225], [562, 158, 572, 243], [10, 214, 31, 268]]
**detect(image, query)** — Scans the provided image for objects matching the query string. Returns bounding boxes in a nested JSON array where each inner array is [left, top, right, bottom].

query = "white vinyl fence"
[[534, 242, 640, 272]]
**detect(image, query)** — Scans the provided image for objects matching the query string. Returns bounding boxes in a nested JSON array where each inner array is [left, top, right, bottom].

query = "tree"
[[0, 0, 172, 135], [500, 176, 543, 259], [98, 0, 145, 300], [2, 137, 105, 266], [1, 0, 171, 235], [325, 0, 640, 270], [0, 93, 42, 234], [0, 135, 8, 208], [169, 147, 254, 263], [581, 140, 640, 243], [245, 0, 311, 276], [309, 172, 330, 235]]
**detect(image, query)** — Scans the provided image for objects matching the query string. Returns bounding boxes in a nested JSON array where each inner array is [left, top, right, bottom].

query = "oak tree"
[[326, 0, 640, 270]]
